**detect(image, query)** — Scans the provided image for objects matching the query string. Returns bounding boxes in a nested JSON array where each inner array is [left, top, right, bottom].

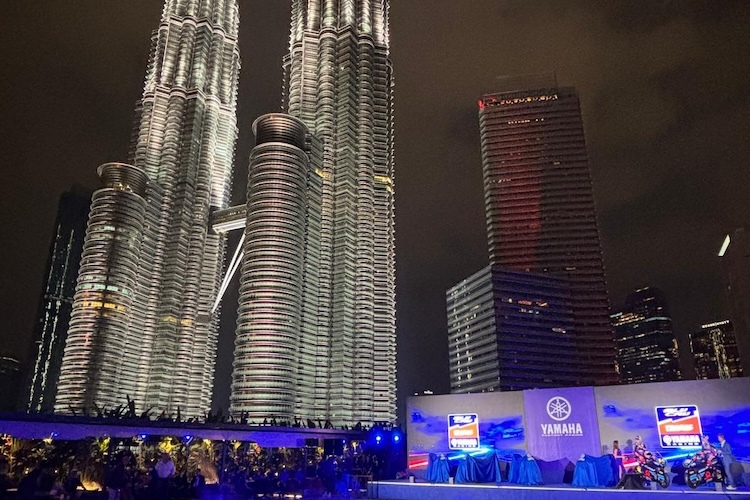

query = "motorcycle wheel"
[[658, 474, 671, 489], [685, 473, 699, 489]]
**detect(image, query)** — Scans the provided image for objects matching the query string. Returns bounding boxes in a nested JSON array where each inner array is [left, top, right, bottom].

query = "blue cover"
[[454, 456, 476, 483], [571, 455, 616, 487], [509, 455, 544, 485], [455, 454, 502, 483], [572, 459, 597, 487], [425, 453, 450, 483], [589, 454, 615, 487]]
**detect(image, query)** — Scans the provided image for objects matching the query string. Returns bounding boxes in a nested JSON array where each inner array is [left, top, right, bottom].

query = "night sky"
[[2, 1, 749, 417]]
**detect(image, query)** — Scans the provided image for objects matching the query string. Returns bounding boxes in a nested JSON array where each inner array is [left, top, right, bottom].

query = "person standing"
[[718, 434, 737, 490], [612, 441, 625, 480], [154, 453, 175, 498], [106, 454, 134, 500]]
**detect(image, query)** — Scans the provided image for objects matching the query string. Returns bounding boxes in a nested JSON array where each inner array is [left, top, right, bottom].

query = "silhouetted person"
[[106, 454, 134, 500], [19, 461, 55, 499], [63, 469, 85, 499]]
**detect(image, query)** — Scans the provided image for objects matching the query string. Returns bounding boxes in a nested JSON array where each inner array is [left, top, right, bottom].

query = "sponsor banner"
[[655, 405, 702, 448], [448, 413, 480, 450], [524, 386, 601, 461]]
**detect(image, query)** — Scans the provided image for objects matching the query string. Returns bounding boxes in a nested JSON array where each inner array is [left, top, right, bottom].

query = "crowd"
[[2, 444, 386, 499]]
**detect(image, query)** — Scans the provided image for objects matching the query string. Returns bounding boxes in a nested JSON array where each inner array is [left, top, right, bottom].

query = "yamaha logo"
[[541, 396, 583, 437], [546, 396, 572, 421]]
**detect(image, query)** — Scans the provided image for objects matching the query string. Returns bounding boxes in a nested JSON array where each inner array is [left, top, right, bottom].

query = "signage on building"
[[523, 386, 601, 461], [448, 413, 480, 450], [655, 405, 702, 448]]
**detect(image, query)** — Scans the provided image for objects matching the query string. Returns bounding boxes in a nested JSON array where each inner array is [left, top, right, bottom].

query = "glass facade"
[[448, 266, 578, 393], [55, 0, 240, 418], [691, 320, 743, 380], [26, 187, 91, 413], [611, 287, 681, 384], [447, 82, 616, 391], [719, 228, 750, 375]]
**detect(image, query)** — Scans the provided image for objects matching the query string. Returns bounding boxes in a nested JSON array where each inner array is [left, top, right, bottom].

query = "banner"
[[655, 405, 702, 448], [523, 386, 601, 461], [448, 413, 480, 450]]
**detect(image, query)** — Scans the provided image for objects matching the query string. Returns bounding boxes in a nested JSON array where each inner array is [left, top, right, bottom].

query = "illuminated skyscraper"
[[447, 79, 616, 393], [478, 83, 617, 386], [718, 230, 750, 374], [0, 355, 22, 413], [448, 266, 578, 393], [230, 1, 396, 425], [26, 187, 91, 413], [55, 0, 240, 418], [611, 287, 681, 384], [691, 320, 743, 380]]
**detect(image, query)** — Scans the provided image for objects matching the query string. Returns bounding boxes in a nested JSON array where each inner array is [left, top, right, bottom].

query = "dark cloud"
[[1, 1, 748, 415]]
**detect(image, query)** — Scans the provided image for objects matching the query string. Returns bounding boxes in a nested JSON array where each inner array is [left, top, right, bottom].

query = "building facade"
[[229, 1, 396, 425], [611, 287, 681, 384], [447, 82, 616, 391], [0, 355, 22, 413], [719, 229, 750, 375], [26, 187, 91, 413], [691, 320, 743, 380], [55, 0, 240, 418], [448, 266, 578, 394]]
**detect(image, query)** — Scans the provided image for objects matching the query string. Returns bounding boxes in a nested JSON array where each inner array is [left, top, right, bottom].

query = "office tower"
[[449, 81, 616, 388], [229, 1, 396, 425], [611, 287, 681, 384], [691, 320, 744, 380], [55, 0, 240, 418], [448, 266, 577, 394], [0, 355, 22, 413], [231, 113, 324, 421], [718, 229, 750, 374], [26, 187, 91, 413]]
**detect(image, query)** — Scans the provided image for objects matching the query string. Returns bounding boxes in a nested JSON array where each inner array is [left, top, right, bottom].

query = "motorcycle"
[[684, 450, 725, 489], [633, 452, 671, 489]]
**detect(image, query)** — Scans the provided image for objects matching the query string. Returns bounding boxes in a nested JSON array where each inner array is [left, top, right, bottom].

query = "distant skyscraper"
[[691, 320, 743, 380], [229, 1, 396, 425], [447, 80, 616, 389], [718, 230, 750, 375], [0, 355, 22, 413], [56, 0, 240, 418], [611, 287, 681, 384], [448, 266, 578, 393], [26, 187, 91, 413]]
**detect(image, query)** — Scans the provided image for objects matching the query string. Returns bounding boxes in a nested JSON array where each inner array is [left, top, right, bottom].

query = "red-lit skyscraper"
[[477, 83, 617, 386]]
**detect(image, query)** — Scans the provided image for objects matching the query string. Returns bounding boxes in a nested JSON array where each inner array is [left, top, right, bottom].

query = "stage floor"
[[367, 480, 750, 500]]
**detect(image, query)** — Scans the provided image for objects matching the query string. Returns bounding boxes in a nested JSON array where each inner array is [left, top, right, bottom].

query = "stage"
[[367, 480, 750, 500]]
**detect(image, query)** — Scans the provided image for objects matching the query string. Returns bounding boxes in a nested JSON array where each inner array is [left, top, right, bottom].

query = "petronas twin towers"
[[55, 0, 396, 425]]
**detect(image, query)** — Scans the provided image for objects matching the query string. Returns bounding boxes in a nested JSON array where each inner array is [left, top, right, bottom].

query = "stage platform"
[[367, 480, 750, 500]]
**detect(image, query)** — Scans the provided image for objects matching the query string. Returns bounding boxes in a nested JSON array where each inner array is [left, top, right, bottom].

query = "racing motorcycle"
[[633, 452, 671, 489], [684, 450, 725, 489]]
